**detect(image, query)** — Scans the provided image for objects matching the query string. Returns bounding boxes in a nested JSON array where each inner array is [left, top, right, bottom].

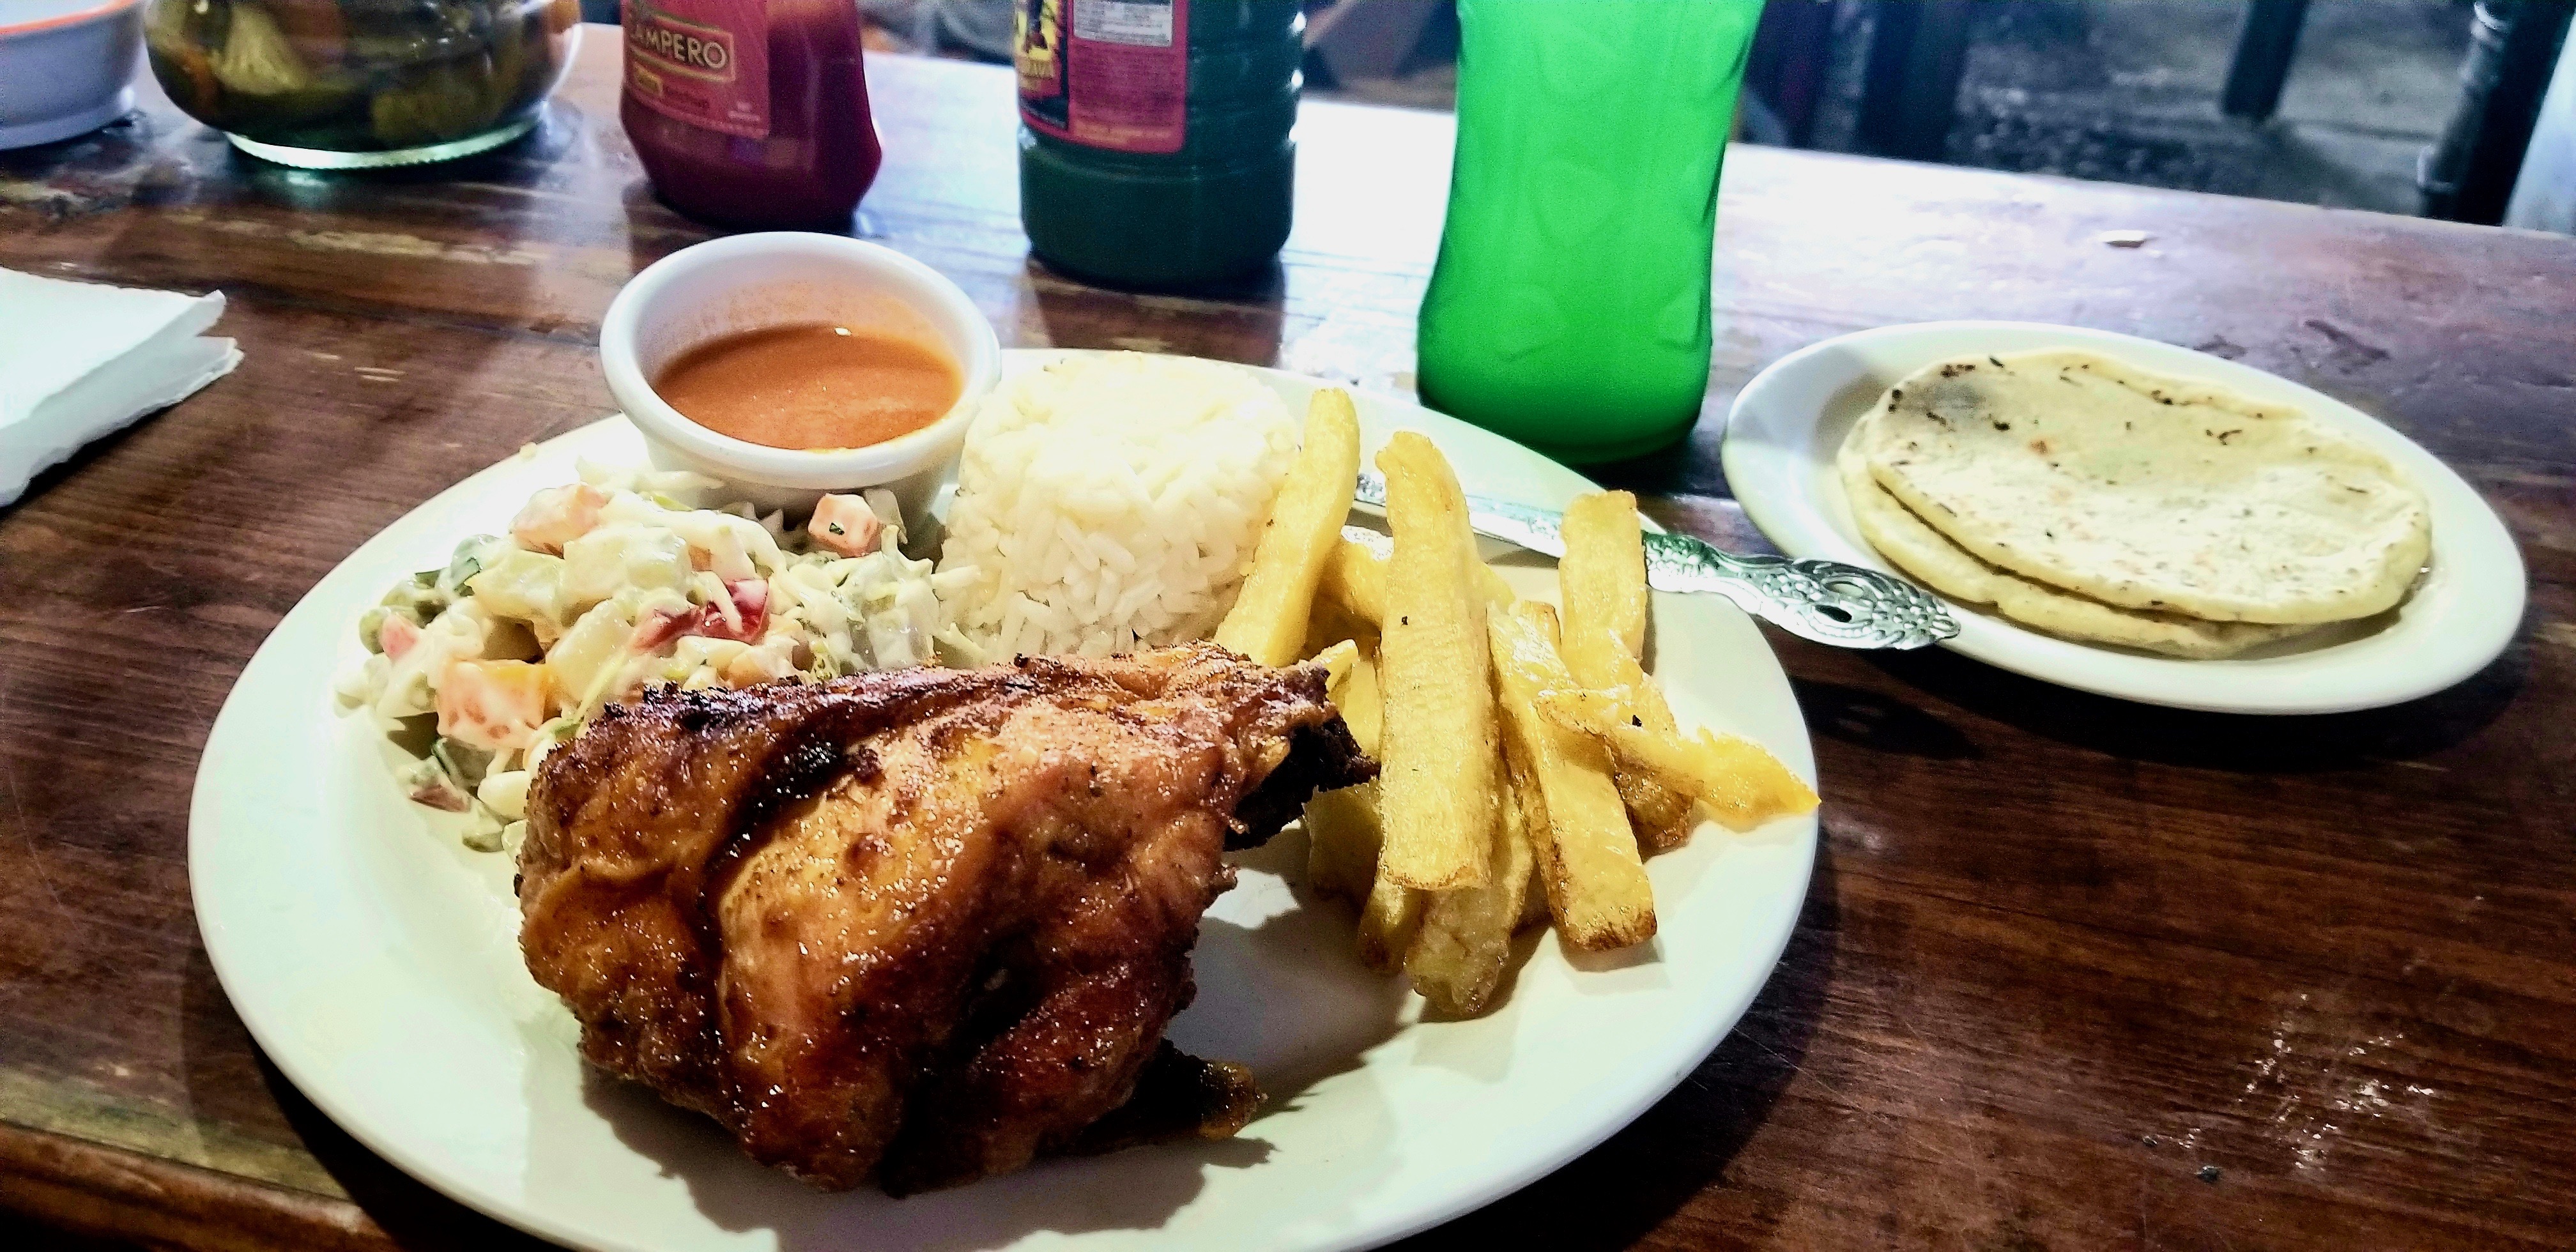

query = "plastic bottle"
[[1015, 0, 1304, 289], [1415, 0, 1764, 464], [622, 0, 884, 230]]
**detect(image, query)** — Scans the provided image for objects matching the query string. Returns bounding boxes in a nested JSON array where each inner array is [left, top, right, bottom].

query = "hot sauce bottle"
[[622, 0, 885, 229]]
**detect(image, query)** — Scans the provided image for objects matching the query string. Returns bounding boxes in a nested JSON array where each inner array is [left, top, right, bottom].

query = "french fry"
[[1404, 735, 1536, 1016], [1518, 860, 1551, 931], [1319, 528, 1514, 628], [1618, 777, 1699, 851], [1303, 637, 1384, 902], [1564, 625, 1696, 850], [1554, 491, 1694, 850], [1305, 782, 1383, 903], [1559, 492, 1648, 659], [1317, 533, 1389, 626], [1689, 733, 1821, 829], [1215, 390, 1364, 666], [1302, 582, 1377, 676], [1536, 688, 1820, 830], [1356, 872, 1423, 973], [1405, 643, 1545, 1013], [1489, 602, 1655, 950], [1372, 433, 1498, 892], [1310, 638, 1360, 691], [1508, 751, 1552, 932]]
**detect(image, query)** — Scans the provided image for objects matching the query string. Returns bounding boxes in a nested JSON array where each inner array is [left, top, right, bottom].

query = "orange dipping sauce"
[[654, 324, 962, 450]]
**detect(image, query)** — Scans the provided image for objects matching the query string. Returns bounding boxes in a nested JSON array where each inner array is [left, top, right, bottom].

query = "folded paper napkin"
[[0, 268, 242, 507]]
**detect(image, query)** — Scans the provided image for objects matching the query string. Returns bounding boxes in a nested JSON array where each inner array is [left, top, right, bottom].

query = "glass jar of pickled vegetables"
[[144, 0, 581, 168]]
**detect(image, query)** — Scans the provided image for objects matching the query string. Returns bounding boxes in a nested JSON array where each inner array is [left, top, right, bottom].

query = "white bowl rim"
[[599, 233, 1004, 493]]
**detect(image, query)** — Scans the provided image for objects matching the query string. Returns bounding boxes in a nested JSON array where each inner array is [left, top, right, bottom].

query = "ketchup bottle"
[[622, 0, 884, 229]]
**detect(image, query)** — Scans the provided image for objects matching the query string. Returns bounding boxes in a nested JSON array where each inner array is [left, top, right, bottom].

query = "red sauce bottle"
[[621, 0, 884, 229]]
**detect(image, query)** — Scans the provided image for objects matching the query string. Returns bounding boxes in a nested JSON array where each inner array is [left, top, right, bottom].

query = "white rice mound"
[[937, 353, 1300, 658]]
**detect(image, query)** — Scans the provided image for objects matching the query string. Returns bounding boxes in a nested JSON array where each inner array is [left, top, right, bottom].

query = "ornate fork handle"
[[1643, 535, 1959, 651]]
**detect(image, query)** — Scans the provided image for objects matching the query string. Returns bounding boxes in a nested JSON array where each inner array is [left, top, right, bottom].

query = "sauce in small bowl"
[[654, 324, 962, 452], [601, 234, 1003, 518]]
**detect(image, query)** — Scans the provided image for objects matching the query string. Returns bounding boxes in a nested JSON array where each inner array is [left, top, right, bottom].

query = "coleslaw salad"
[[335, 461, 981, 850]]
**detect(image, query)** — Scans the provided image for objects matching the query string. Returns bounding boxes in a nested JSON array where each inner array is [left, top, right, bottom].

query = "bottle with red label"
[[622, 0, 884, 229], [1015, 0, 1304, 289]]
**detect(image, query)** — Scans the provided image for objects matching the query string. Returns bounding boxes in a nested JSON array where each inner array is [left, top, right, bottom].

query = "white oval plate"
[[192, 351, 1818, 1252], [1722, 321, 2525, 714]]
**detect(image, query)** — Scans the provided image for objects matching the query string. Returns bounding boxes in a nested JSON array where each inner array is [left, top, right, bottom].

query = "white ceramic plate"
[[192, 351, 1818, 1252], [1722, 321, 2525, 714]]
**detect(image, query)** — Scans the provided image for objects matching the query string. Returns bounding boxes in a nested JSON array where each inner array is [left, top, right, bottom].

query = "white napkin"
[[0, 268, 243, 507]]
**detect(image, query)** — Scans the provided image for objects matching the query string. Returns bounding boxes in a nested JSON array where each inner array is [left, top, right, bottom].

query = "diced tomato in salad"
[[631, 579, 770, 652], [437, 659, 551, 751], [378, 613, 422, 661]]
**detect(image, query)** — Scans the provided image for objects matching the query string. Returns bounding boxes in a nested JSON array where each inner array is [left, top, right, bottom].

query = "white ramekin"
[[0, 0, 142, 151], [599, 233, 1002, 518]]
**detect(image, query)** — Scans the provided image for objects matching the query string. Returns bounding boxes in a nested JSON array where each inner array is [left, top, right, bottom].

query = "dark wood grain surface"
[[4, 31, 2573, 1251]]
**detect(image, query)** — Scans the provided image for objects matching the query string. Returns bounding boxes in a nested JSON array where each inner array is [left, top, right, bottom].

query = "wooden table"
[[4, 32, 2573, 1251]]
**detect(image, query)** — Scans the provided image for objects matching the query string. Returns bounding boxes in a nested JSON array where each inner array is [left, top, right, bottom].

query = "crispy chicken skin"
[[516, 644, 1372, 1193]]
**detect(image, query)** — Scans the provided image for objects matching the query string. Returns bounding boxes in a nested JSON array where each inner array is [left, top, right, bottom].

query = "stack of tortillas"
[[1837, 349, 2431, 658]]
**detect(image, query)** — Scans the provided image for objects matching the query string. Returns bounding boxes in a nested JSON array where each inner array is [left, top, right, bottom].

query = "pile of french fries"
[[1213, 390, 1820, 1017]]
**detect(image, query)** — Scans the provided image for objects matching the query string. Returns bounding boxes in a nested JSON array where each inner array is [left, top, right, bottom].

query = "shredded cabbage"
[[338, 477, 959, 848]]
